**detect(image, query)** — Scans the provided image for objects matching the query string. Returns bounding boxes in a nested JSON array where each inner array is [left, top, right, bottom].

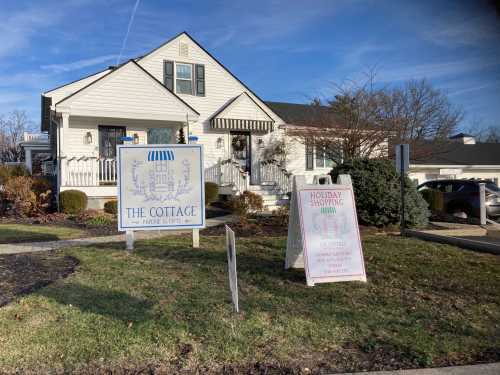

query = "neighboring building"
[[18, 132, 52, 175], [37, 31, 339, 209], [409, 133, 500, 186]]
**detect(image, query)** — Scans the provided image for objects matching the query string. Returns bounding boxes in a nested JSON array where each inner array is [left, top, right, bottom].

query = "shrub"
[[227, 191, 264, 216], [32, 177, 52, 196], [330, 158, 429, 228], [0, 164, 29, 185], [2, 176, 37, 216], [205, 182, 219, 205], [271, 205, 289, 227], [104, 200, 118, 216], [59, 190, 88, 214]]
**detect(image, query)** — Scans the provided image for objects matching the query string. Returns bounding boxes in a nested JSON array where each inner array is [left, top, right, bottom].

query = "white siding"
[[409, 167, 500, 186], [58, 62, 197, 122], [138, 34, 285, 168], [45, 69, 111, 107]]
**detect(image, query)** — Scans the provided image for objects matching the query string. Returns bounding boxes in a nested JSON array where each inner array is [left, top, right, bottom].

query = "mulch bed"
[[201, 216, 289, 237], [0, 251, 79, 307]]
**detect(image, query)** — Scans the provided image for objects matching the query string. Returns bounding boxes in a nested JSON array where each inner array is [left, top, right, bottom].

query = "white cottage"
[[38, 32, 335, 209]]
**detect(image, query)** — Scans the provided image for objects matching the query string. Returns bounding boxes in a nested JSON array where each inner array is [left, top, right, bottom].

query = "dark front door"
[[99, 126, 126, 158], [230, 131, 251, 175]]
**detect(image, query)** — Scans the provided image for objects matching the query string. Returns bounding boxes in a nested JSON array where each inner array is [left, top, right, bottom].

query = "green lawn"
[[0, 235, 499, 373], [0, 224, 86, 243]]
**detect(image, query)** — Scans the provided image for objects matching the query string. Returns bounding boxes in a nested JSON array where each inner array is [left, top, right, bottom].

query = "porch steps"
[[247, 184, 289, 211]]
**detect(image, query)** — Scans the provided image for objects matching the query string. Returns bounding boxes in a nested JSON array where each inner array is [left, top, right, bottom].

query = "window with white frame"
[[176, 63, 193, 94], [315, 145, 334, 168]]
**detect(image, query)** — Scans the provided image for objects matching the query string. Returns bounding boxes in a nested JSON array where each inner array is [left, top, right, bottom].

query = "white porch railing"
[[259, 160, 292, 194], [205, 159, 249, 194], [23, 132, 49, 142], [63, 157, 117, 186]]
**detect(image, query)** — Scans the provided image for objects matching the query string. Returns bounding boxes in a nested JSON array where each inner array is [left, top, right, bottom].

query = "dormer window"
[[163, 60, 205, 96], [176, 63, 193, 94]]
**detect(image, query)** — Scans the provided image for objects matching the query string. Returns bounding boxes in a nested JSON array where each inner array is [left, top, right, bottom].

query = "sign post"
[[395, 144, 409, 235], [117, 144, 205, 250], [225, 225, 239, 312], [286, 174, 367, 286]]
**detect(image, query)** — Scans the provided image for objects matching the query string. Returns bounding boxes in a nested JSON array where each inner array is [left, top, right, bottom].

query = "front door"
[[230, 131, 251, 177], [99, 126, 126, 158]]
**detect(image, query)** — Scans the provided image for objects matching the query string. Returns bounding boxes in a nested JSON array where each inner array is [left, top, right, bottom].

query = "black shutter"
[[164, 60, 174, 91], [195, 64, 205, 96], [41, 95, 52, 132], [305, 140, 314, 170]]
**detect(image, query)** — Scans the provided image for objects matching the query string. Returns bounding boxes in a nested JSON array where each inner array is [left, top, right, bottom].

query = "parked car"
[[417, 179, 500, 219]]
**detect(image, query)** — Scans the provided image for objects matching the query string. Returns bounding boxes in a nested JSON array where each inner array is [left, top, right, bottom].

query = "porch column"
[[25, 148, 32, 174], [59, 113, 69, 187]]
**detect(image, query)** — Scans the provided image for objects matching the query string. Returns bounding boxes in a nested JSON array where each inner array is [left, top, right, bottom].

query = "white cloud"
[[41, 55, 118, 73]]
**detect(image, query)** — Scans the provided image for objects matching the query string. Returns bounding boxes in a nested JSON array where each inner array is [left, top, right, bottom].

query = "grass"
[[0, 224, 86, 243], [0, 234, 499, 373]]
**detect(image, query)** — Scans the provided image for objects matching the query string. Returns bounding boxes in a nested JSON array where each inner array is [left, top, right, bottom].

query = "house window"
[[147, 128, 174, 144], [176, 63, 193, 94], [315, 146, 334, 169]]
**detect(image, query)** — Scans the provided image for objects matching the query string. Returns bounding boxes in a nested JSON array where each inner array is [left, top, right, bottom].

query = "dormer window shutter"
[[195, 64, 205, 96], [164, 60, 174, 91]]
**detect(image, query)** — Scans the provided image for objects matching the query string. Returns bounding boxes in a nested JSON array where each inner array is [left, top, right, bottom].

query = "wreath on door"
[[231, 136, 247, 152]]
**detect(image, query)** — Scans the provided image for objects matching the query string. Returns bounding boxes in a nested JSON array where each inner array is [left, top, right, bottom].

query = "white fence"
[[63, 157, 117, 187]]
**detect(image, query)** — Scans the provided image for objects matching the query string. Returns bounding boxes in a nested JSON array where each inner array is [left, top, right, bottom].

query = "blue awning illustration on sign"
[[147, 150, 175, 161]]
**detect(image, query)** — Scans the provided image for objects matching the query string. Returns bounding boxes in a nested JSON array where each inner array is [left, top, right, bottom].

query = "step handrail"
[[260, 159, 292, 194]]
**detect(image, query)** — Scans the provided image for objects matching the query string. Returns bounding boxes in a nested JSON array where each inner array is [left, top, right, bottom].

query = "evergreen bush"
[[204, 182, 219, 205], [330, 158, 429, 228], [59, 190, 88, 215]]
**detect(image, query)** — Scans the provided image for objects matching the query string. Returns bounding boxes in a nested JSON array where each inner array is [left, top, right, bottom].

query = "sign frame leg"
[[126, 230, 134, 253], [192, 228, 200, 248]]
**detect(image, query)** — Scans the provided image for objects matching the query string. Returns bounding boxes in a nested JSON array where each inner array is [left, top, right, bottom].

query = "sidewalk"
[[344, 362, 500, 374], [405, 221, 500, 255], [0, 215, 234, 255]]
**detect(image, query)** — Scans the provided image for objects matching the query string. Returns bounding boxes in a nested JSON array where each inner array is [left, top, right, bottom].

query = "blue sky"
[[1, 0, 499, 132]]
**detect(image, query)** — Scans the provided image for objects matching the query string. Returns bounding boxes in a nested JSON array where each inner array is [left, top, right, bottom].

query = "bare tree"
[[0, 110, 33, 162], [482, 126, 500, 143], [290, 75, 464, 163]]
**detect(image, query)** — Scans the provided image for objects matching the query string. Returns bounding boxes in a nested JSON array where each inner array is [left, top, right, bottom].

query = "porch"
[[61, 156, 293, 209], [62, 157, 292, 191]]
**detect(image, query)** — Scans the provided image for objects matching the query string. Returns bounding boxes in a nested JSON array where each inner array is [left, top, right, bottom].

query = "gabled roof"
[[55, 59, 199, 117], [137, 31, 284, 123], [449, 132, 474, 139], [210, 93, 275, 132], [211, 92, 274, 122]]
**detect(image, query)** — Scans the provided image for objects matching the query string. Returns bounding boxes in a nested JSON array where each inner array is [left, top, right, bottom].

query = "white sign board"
[[286, 175, 367, 286], [117, 144, 205, 232], [225, 225, 239, 312], [395, 144, 410, 173]]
